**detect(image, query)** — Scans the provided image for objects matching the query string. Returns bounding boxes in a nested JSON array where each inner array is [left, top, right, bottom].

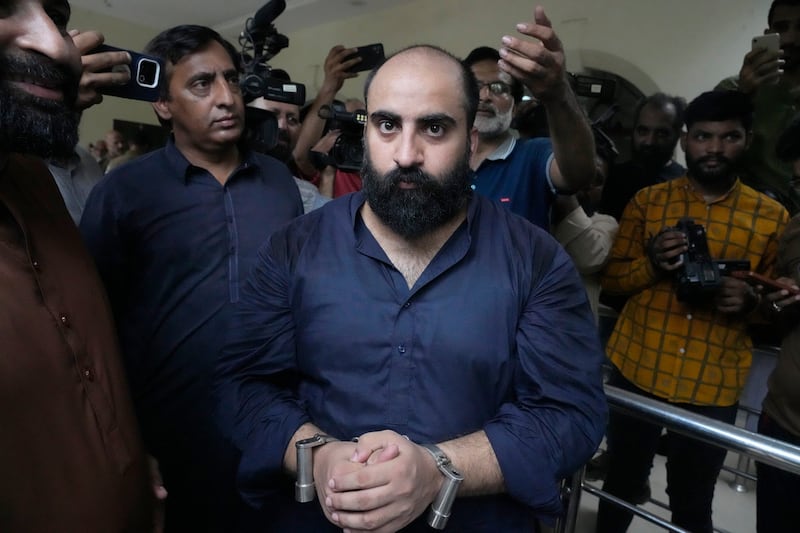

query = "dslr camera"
[[310, 104, 367, 172], [673, 218, 749, 303]]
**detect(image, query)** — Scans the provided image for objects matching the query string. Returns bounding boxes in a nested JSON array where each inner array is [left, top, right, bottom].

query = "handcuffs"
[[295, 434, 463, 529]]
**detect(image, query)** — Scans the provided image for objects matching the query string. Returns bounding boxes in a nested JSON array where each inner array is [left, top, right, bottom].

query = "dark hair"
[[776, 113, 800, 161], [144, 24, 240, 103], [684, 90, 754, 131], [769, 0, 800, 27], [634, 92, 687, 133], [463, 46, 525, 104], [363, 45, 479, 133]]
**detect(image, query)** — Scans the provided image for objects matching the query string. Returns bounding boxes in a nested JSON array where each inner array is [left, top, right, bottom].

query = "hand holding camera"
[[714, 275, 759, 315], [648, 228, 689, 272]]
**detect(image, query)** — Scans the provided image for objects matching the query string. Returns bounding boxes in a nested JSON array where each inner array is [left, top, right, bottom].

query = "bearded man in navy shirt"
[[218, 37, 606, 532]]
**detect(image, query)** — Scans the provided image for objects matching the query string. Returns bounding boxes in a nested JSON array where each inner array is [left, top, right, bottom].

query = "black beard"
[[266, 130, 292, 162], [361, 147, 472, 240], [686, 154, 739, 186], [632, 143, 674, 171], [0, 53, 80, 159]]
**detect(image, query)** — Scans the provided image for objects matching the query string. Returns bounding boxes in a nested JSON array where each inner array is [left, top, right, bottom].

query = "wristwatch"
[[295, 433, 339, 502], [420, 443, 463, 530]]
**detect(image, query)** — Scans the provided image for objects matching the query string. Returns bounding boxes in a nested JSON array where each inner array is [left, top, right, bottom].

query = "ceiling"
[[68, 0, 412, 35]]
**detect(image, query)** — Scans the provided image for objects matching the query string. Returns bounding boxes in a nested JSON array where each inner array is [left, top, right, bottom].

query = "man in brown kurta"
[[0, 1, 155, 530]]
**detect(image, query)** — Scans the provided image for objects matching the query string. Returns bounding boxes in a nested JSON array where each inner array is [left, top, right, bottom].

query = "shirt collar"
[[164, 136, 257, 183], [485, 133, 517, 161], [679, 174, 742, 204], [348, 190, 477, 292]]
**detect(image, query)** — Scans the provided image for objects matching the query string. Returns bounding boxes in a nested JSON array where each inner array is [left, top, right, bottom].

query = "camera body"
[[675, 218, 719, 302], [238, 2, 306, 156], [318, 104, 367, 171], [673, 218, 750, 303]]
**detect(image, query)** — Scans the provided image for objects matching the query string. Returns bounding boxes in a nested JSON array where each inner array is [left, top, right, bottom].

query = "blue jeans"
[[596, 370, 737, 533], [756, 412, 800, 533]]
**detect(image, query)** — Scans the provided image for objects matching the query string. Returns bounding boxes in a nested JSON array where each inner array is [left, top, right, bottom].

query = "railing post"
[[554, 467, 584, 533]]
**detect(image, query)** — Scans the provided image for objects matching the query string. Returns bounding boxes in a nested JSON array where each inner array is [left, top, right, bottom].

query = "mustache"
[[0, 52, 79, 103], [277, 128, 291, 144], [385, 166, 435, 187], [697, 155, 731, 165]]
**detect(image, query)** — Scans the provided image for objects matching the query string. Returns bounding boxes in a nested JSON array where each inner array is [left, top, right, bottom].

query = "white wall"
[[227, 0, 769, 104], [73, 0, 771, 147]]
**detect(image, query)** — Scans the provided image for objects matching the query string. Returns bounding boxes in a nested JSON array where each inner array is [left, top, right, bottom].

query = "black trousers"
[[596, 371, 737, 533], [756, 412, 800, 533]]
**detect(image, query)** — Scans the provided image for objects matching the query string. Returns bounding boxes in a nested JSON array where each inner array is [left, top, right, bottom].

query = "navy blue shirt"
[[79, 138, 303, 530], [472, 136, 555, 231], [217, 192, 607, 531]]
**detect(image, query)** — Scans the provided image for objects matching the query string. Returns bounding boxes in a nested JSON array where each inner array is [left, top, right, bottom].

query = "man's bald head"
[[364, 45, 479, 133]]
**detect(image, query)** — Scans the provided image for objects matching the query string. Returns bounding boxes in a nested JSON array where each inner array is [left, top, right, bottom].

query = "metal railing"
[[555, 384, 800, 533]]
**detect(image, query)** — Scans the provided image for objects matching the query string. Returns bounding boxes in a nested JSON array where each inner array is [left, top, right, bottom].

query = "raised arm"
[[292, 45, 359, 178], [498, 6, 595, 192]]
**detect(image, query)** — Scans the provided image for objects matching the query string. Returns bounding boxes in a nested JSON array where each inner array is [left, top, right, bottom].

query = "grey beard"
[[474, 108, 513, 139]]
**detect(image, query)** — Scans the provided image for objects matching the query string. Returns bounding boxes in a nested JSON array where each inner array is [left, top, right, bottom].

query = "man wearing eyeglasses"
[[464, 7, 596, 231]]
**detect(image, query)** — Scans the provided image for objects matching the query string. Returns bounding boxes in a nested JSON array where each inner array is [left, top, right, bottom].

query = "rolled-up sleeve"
[[484, 245, 607, 516], [215, 236, 309, 508]]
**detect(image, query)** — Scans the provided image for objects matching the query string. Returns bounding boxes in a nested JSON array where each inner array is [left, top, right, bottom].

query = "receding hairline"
[[363, 44, 479, 130], [370, 46, 464, 88]]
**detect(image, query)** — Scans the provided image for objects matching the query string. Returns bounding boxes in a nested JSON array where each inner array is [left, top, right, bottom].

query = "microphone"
[[246, 0, 286, 36]]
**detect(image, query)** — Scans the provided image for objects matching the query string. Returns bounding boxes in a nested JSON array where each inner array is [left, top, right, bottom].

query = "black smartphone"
[[344, 43, 385, 73], [93, 44, 163, 102]]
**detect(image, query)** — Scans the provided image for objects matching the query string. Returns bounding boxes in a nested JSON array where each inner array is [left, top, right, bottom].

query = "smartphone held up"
[[93, 44, 164, 102], [751, 33, 780, 54], [344, 43, 385, 73]]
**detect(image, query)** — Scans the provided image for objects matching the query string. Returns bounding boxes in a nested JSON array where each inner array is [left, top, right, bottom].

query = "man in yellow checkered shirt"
[[596, 91, 790, 533]]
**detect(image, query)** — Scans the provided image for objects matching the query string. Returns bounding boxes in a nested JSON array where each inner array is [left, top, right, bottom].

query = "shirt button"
[[686, 314, 693, 320], [679, 348, 686, 354], [398, 344, 406, 354], [403, 302, 411, 308], [60, 314, 69, 326], [32, 260, 40, 270], [470, 184, 476, 190], [83, 368, 94, 381]]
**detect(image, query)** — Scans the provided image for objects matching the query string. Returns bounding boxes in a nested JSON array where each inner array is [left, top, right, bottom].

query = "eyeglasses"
[[477, 81, 512, 97]]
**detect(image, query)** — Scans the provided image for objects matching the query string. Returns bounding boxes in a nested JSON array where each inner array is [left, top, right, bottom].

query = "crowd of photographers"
[[4, 0, 800, 532]]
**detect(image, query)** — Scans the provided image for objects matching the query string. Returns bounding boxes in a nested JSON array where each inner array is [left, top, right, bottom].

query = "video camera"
[[673, 218, 750, 303], [238, 0, 307, 153], [309, 104, 367, 172]]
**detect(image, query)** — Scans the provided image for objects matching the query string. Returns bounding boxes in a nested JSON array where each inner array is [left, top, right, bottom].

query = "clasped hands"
[[312, 430, 444, 533]]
